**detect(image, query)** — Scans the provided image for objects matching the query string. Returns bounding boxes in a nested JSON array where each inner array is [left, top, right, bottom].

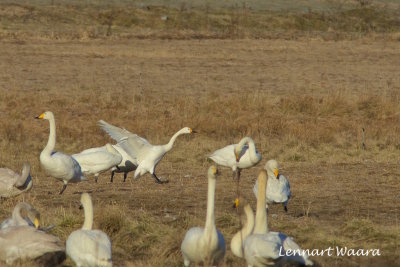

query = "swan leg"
[[152, 173, 169, 184], [110, 171, 115, 183], [284, 205, 288, 212], [95, 174, 98, 183], [123, 172, 127, 182], [59, 184, 67, 195]]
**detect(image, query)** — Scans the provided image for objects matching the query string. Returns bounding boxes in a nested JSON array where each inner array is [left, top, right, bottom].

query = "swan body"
[[72, 144, 122, 182], [66, 193, 112, 267], [0, 163, 32, 198], [181, 166, 226, 266], [36, 111, 85, 194], [253, 160, 291, 212], [209, 137, 261, 179], [98, 120, 194, 184], [244, 170, 312, 266]]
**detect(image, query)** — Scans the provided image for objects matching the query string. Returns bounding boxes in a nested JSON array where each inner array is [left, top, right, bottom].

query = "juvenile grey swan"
[[0, 163, 32, 198]]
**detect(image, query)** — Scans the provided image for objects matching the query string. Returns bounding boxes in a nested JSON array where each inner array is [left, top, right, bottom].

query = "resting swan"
[[253, 160, 291, 212], [1, 202, 39, 230], [72, 144, 122, 183], [66, 193, 112, 267], [98, 120, 195, 184], [244, 170, 313, 266], [0, 163, 32, 198], [181, 166, 226, 266], [36, 111, 85, 194], [208, 137, 261, 180]]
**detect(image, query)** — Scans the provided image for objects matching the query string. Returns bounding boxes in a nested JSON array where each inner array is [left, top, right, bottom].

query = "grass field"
[[0, 1, 400, 266]]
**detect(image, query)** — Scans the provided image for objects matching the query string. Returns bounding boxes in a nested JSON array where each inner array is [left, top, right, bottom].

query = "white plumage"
[[98, 120, 194, 184], [66, 193, 112, 267], [36, 111, 85, 194], [72, 143, 122, 183], [181, 166, 226, 266], [1, 202, 39, 230], [253, 159, 291, 212], [0, 163, 32, 198], [208, 137, 261, 180]]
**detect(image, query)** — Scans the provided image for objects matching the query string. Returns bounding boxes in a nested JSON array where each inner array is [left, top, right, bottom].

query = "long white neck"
[[12, 203, 30, 226], [14, 163, 30, 187], [82, 198, 94, 230], [204, 176, 216, 234], [231, 204, 254, 258], [43, 114, 56, 155], [237, 137, 259, 163], [164, 128, 187, 152], [254, 170, 268, 234]]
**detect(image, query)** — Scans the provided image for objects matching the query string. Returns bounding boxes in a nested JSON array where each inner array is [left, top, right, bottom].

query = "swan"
[[253, 160, 291, 212], [98, 120, 195, 184], [74, 143, 137, 183], [181, 166, 226, 266], [36, 111, 85, 194], [1, 202, 40, 230], [72, 144, 123, 183], [66, 193, 112, 267], [0, 163, 32, 198], [208, 137, 261, 180], [244, 170, 313, 266], [231, 198, 254, 259]]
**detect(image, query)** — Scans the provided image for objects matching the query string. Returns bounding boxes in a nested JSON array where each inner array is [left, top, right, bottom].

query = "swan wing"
[[72, 151, 122, 173], [208, 144, 236, 168], [118, 136, 153, 163], [244, 234, 281, 266]]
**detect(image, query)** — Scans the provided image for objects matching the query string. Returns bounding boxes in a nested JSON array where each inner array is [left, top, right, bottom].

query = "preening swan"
[[98, 120, 195, 184], [231, 198, 254, 259], [1, 202, 39, 230], [181, 166, 226, 266], [0, 163, 32, 198], [66, 193, 112, 267], [36, 111, 85, 194], [244, 170, 313, 266], [72, 144, 122, 183], [253, 160, 291, 212], [208, 137, 261, 180]]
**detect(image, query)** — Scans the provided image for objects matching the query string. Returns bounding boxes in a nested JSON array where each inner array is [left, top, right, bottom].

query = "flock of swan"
[[0, 110, 308, 266]]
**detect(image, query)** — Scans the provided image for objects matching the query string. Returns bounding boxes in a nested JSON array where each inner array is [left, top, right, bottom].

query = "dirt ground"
[[0, 38, 399, 266]]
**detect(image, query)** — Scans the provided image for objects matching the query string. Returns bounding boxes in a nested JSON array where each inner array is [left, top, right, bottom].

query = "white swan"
[[244, 170, 313, 266], [253, 160, 291, 212], [36, 111, 85, 194], [0, 163, 32, 198], [72, 144, 122, 183], [208, 137, 261, 180], [66, 193, 112, 267], [1, 202, 40, 230], [98, 120, 195, 184], [231, 198, 255, 259], [181, 166, 226, 266], [74, 143, 136, 183]]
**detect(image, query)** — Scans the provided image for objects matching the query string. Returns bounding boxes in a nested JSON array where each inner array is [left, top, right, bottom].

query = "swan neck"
[[238, 137, 259, 163], [12, 203, 28, 225], [254, 173, 268, 234], [204, 176, 216, 233], [165, 129, 184, 151], [231, 205, 254, 258], [44, 115, 56, 155], [15, 164, 30, 187], [82, 199, 94, 230]]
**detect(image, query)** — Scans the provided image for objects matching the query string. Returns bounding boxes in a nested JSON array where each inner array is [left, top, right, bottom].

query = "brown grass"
[[0, 4, 400, 266]]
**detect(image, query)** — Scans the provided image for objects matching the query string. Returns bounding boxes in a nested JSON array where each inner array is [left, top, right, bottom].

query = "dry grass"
[[0, 2, 400, 266]]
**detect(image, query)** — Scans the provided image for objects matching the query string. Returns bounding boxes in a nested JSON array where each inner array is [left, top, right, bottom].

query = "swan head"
[[35, 111, 54, 120], [265, 159, 279, 179], [181, 127, 196, 134], [208, 165, 219, 179]]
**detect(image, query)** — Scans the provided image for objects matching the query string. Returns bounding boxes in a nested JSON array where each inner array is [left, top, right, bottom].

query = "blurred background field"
[[0, 0, 399, 266]]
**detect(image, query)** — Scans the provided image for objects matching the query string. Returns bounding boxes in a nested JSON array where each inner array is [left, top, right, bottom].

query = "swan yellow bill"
[[34, 218, 40, 229], [274, 169, 279, 178], [35, 113, 45, 119]]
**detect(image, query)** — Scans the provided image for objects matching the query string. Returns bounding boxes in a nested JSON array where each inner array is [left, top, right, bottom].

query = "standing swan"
[[72, 144, 122, 183], [98, 120, 195, 184], [253, 160, 291, 212], [66, 193, 112, 267], [36, 111, 85, 194], [181, 166, 226, 266], [1, 202, 40, 229], [0, 163, 32, 198], [244, 170, 313, 266], [209, 137, 261, 180]]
